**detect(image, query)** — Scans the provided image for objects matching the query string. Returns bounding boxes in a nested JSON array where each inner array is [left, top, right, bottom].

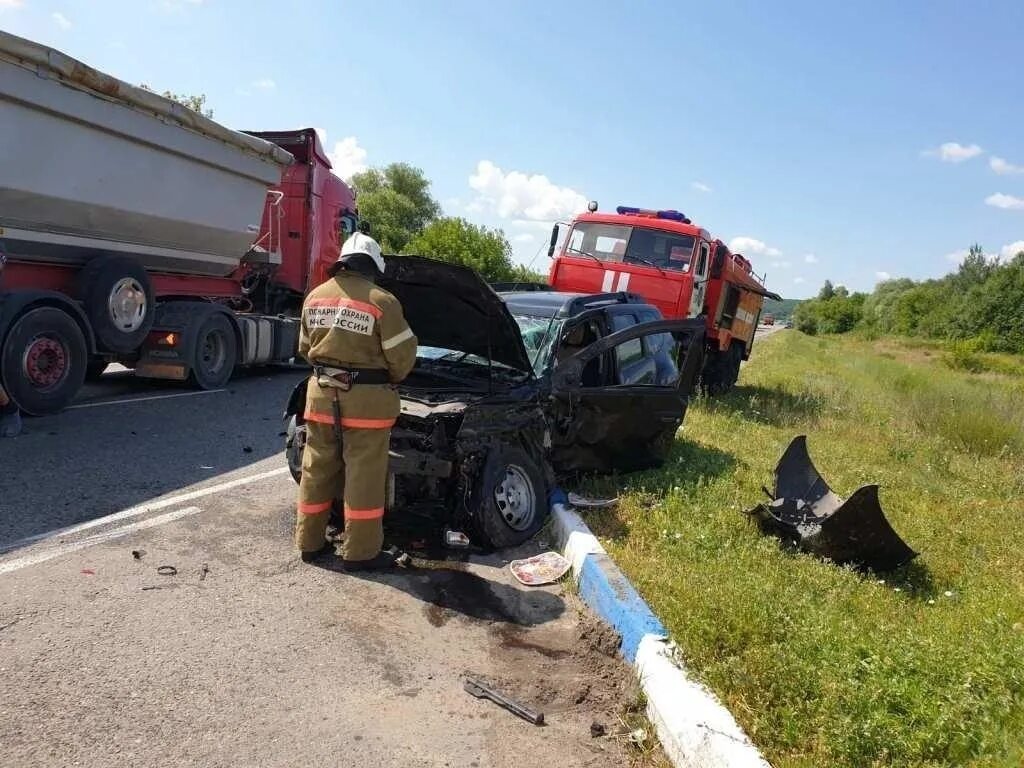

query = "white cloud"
[[0, 0, 25, 10], [804, 253, 819, 264], [313, 127, 327, 144], [512, 233, 535, 243], [729, 236, 782, 258], [875, 271, 892, 281], [328, 136, 367, 181], [252, 78, 276, 90], [511, 219, 558, 230], [985, 192, 1024, 210], [690, 181, 711, 193], [945, 248, 970, 264], [923, 142, 983, 163], [990, 157, 1024, 175], [1000, 240, 1024, 259], [468, 160, 587, 221], [770, 260, 792, 269], [793, 277, 806, 284], [52, 11, 71, 28]]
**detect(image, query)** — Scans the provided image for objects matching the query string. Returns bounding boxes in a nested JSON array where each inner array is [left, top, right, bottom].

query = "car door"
[[688, 240, 711, 317], [547, 317, 706, 473]]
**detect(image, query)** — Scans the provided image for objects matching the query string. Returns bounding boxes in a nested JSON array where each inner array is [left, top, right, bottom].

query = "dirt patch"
[[482, 602, 636, 722]]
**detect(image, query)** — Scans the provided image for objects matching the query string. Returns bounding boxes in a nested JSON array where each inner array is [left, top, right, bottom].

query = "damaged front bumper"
[[747, 435, 917, 571]]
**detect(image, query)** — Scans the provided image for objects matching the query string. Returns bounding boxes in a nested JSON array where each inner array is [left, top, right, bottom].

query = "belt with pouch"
[[312, 364, 390, 391]]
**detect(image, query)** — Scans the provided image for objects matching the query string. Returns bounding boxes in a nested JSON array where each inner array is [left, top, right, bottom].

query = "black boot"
[[341, 550, 399, 572], [300, 541, 335, 563]]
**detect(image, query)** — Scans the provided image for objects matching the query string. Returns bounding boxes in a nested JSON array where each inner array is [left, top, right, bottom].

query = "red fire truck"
[[546, 204, 780, 394]]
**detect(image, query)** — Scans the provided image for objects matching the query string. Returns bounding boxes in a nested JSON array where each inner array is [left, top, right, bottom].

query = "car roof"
[[499, 290, 658, 319]]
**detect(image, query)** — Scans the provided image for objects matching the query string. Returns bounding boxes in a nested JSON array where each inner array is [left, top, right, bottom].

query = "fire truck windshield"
[[565, 223, 696, 273]]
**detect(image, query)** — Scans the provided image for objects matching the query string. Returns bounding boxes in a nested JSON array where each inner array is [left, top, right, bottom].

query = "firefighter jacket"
[[298, 271, 418, 424]]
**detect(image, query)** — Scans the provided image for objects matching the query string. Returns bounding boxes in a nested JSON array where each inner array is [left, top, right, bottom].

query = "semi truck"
[[546, 204, 781, 393], [0, 31, 358, 415]]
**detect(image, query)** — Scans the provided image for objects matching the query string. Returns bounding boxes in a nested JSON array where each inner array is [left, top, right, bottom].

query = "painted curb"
[[550, 498, 770, 768]]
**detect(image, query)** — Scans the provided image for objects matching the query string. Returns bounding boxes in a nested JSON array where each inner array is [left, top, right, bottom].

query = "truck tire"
[[701, 347, 732, 395], [77, 256, 154, 354], [727, 342, 745, 389], [1, 306, 88, 415], [189, 313, 237, 389], [474, 446, 549, 549]]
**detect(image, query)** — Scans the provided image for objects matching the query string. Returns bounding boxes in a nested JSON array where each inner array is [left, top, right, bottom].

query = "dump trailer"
[[547, 204, 781, 394], [0, 31, 358, 414]]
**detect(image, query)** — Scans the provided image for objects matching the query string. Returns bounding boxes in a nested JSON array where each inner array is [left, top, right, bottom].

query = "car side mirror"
[[548, 223, 560, 258]]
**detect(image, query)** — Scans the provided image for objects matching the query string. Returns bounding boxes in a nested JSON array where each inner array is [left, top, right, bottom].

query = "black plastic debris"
[[746, 435, 916, 571]]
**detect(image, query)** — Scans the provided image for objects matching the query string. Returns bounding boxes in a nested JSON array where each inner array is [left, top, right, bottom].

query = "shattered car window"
[[515, 315, 564, 374]]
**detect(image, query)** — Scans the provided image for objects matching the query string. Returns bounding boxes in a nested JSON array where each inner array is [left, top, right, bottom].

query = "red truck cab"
[[548, 204, 780, 393]]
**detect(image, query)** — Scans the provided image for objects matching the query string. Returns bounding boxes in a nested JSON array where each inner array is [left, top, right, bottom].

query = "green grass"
[[579, 331, 1024, 768]]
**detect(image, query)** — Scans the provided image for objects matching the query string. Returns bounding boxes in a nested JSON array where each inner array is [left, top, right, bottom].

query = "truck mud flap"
[[747, 435, 916, 571]]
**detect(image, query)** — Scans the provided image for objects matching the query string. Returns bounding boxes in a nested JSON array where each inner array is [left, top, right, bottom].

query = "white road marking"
[[68, 389, 226, 410], [0, 506, 203, 575], [0, 466, 290, 554]]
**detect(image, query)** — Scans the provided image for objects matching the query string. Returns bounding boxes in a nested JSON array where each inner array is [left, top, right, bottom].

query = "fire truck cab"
[[547, 204, 780, 394]]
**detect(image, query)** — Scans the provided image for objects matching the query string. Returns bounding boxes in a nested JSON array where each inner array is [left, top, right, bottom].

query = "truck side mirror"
[[548, 223, 560, 258]]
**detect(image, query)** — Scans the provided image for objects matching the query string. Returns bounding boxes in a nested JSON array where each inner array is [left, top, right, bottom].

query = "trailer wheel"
[[189, 313, 237, 389], [475, 446, 549, 549], [1, 306, 88, 415], [77, 256, 154, 354]]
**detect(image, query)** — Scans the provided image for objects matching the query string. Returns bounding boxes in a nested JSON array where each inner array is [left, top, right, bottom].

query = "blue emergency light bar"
[[615, 206, 691, 224]]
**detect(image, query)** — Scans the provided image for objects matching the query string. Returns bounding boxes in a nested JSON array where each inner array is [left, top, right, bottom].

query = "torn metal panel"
[[748, 435, 917, 571]]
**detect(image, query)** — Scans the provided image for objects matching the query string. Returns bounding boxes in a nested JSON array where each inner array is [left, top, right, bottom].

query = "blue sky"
[[4, 0, 1024, 298]]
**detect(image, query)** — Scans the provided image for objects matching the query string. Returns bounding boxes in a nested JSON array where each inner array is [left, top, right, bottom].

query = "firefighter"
[[0, 243, 20, 438], [295, 232, 417, 569]]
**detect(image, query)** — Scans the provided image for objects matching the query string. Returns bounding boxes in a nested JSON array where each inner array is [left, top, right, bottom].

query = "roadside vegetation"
[[794, 245, 1024, 355], [581, 331, 1024, 767]]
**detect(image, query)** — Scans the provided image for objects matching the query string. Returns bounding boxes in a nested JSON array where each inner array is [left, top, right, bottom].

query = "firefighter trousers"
[[295, 381, 396, 561]]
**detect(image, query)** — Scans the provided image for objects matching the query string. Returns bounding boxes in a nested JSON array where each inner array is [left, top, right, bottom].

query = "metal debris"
[[156, 565, 177, 576], [747, 435, 917, 571], [463, 676, 545, 726]]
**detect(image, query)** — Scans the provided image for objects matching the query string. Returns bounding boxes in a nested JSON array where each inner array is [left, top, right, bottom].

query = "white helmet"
[[334, 232, 385, 275]]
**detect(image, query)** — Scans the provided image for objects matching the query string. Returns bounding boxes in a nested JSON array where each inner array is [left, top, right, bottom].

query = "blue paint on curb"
[[578, 553, 666, 662]]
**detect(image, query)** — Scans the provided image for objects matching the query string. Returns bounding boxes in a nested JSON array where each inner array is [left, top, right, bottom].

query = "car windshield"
[[515, 315, 564, 374], [566, 223, 696, 272], [416, 346, 520, 373]]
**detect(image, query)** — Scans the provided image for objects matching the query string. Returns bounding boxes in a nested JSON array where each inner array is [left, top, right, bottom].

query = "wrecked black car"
[[285, 255, 705, 549]]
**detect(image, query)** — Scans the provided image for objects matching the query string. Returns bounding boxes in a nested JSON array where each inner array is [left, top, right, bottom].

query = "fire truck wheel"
[[475, 446, 549, 549], [728, 343, 745, 387], [77, 257, 155, 354], [1, 306, 88, 415], [189, 313, 237, 389], [700, 348, 732, 395]]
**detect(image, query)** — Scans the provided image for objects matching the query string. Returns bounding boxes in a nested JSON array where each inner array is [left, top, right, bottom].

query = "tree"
[[818, 280, 836, 300], [405, 217, 515, 282], [139, 85, 213, 118], [351, 164, 441, 252]]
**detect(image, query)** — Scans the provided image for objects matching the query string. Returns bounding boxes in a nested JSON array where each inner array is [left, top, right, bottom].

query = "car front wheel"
[[475, 446, 548, 549]]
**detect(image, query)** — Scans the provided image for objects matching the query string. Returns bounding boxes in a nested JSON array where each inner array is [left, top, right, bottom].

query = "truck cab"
[[548, 204, 780, 394]]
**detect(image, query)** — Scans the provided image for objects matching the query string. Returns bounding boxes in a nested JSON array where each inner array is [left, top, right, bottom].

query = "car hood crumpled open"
[[379, 255, 533, 373]]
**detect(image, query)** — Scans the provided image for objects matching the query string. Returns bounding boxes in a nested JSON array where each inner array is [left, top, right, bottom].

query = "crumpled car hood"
[[379, 255, 533, 373]]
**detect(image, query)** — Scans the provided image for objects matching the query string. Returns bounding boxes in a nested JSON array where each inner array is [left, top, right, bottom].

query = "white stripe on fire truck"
[[601, 269, 615, 292], [615, 272, 630, 291]]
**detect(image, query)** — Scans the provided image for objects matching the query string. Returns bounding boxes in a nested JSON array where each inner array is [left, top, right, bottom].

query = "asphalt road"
[[0, 369, 642, 768]]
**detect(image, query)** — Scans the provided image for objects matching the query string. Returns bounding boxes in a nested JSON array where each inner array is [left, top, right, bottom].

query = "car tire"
[[1, 306, 88, 415], [77, 256, 154, 354], [189, 313, 237, 389], [475, 446, 549, 549]]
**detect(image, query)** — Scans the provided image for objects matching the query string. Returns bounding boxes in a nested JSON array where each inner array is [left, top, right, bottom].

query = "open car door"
[[548, 318, 705, 473]]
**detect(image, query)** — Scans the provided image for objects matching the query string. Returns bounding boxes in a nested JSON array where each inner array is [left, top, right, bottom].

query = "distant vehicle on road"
[[546, 203, 780, 394], [763, 314, 775, 326], [0, 31, 357, 415], [286, 256, 706, 548]]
